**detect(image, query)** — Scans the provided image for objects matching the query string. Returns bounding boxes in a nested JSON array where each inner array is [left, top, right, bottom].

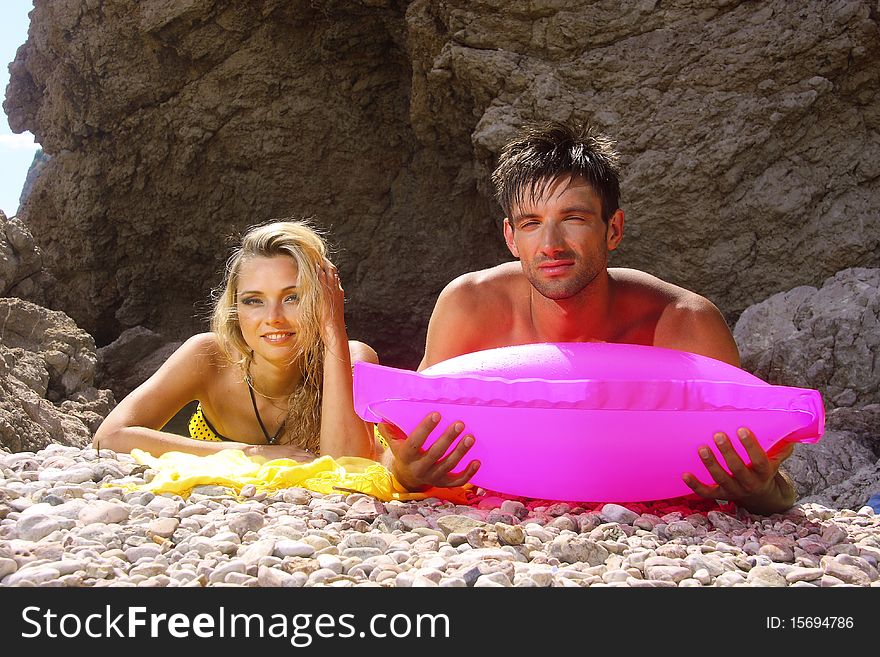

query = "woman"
[[93, 219, 378, 460]]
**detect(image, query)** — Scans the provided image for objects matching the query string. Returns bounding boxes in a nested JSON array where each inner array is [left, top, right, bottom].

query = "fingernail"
[[430, 413, 440, 423], [737, 428, 749, 440], [453, 422, 464, 432], [713, 434, 725, 446], [462, 435, 474, 447], [699, 447, 711, 459]]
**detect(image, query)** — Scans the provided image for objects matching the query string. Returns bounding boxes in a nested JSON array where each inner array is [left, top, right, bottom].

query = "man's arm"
[[655, 295, 797, 515], [381, 275, 489, 489], [419, 274, 493, 370]]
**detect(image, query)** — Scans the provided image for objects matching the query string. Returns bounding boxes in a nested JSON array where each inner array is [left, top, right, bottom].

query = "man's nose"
[[538, 224, 566, 256]]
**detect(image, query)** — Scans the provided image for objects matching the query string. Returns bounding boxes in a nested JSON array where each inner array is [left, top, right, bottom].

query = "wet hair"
[[492, 121, 621, 223], [211, 219, 327, 453]]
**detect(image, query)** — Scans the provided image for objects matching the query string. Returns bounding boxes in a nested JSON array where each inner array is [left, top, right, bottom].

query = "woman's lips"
[[261, 331, 295, 344]]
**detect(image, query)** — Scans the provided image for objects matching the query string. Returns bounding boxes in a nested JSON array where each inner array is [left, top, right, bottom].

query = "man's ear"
[[606, 209, 624, 251], [503, 218, 519, 258]]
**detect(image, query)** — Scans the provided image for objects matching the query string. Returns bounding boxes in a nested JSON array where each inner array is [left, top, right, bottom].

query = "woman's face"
[[235, 255, 303, 365]]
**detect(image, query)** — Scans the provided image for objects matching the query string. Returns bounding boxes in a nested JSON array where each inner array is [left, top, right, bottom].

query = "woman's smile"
[[236, 255, 303, 359], [261, 330, 296, 345]]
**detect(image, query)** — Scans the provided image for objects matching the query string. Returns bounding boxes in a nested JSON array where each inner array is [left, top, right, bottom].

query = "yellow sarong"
[[125, 448, 470, 504]]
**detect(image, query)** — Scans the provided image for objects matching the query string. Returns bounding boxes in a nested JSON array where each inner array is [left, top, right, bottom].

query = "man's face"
[[503, 177, 624, 300]]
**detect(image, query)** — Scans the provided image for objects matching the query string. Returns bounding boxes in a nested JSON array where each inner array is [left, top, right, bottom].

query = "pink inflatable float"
[[353, 343, 824, 502]]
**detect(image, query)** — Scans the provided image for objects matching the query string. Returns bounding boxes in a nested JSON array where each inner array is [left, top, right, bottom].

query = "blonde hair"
[[211, 219, 328, 453]]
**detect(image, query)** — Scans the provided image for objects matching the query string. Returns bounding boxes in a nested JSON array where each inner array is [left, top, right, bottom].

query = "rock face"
[[18, 149, 50, 211], [734, 268, 880, 411], [4, 0, 506, 366], [0, 211, 44, 301], [96, 326, 181, 403], [0, 297, 113, 453], [735, 267, 880, 509], [5, 0, 879, 367]]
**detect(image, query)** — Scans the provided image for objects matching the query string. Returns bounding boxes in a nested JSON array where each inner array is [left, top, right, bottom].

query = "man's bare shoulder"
[[609, 267, 694, 298], [421, 262, 523, 369], [611, 268, 723, 316], [609, 268, 740, 365], [439, 262, 524, 307], [446, 261, 523, 289]]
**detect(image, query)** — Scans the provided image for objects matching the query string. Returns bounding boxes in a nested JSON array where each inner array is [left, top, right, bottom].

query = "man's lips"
[[537, 260, 575, 275]]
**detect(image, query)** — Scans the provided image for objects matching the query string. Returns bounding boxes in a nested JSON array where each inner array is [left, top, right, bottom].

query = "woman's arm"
[[93, 333, 313, 460], [316, 262, 376, 459], [93, 333, 216, 455]]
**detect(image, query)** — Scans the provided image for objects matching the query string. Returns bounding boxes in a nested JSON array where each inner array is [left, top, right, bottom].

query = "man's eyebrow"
[[512, 205, 598, 220], [512, 211, 541, 220], [239, 285, 299, 295], [558, 205, 599, 215]]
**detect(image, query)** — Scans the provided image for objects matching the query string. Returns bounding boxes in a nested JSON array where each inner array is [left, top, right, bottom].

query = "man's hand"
[[378, 412, 480, 491], [682, 427, 796, 515]]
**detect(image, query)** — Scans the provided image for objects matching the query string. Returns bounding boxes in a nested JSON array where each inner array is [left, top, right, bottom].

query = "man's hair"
[[492, 121, 621, 222]]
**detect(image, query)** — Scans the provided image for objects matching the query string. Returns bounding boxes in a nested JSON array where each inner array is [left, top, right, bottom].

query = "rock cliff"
[[5, 0, 879, 367]]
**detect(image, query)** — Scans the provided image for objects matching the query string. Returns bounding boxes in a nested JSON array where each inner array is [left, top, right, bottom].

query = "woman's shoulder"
[[177, 332, 219, 354], [183, 331, 222, 349], [113, 332, 231, 413], [172, 333, 227, 370]]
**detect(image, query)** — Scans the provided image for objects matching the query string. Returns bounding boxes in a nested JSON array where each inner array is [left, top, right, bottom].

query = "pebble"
[[746, 565, 788, 587], [599, 504, 639, 525], [274, 540, 316, 558], [495, 522, 525, 546], [78, 500, 130, 525], [1, 447, 878, 587]]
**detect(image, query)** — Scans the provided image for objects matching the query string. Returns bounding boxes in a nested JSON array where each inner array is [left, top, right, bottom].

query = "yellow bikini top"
[[188, 403, 230, 442], [188, 403, 389, 449]]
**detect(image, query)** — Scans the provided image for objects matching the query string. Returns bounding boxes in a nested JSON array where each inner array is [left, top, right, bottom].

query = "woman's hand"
[[317, 258, 347, 350], [315, 256, 375, 459], [243, 443, 316, 461]]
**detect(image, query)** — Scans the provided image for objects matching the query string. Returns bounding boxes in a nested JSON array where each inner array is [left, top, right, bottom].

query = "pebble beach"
[[2, 444, 879, 588]]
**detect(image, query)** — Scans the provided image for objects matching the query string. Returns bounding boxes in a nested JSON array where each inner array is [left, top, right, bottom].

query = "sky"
[[0, 0, 38, 218]]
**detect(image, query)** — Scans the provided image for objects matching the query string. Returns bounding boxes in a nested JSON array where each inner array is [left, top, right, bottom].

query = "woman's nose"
[[266, 300, 285, 324]]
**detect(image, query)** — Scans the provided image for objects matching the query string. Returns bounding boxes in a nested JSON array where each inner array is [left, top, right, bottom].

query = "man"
[[381, 121, 796, 515]]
